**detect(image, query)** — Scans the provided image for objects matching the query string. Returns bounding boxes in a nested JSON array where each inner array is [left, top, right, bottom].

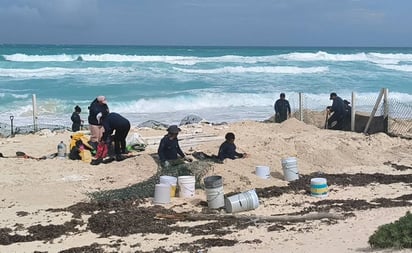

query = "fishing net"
[[89, 160, 213, 202]]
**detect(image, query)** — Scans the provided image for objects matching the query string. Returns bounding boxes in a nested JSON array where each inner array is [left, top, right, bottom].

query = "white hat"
[[97, 96, 107, 104]]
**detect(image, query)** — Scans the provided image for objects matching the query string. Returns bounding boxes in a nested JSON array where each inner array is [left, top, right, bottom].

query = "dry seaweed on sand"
[[89, 160, 213, 202]]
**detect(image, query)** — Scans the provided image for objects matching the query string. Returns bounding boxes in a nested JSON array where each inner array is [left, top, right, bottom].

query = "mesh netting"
[[89, 160, 213, 202], [1, 91, 411, 138]]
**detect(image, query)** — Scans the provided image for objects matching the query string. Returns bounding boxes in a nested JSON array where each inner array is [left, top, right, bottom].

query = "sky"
[[0, 0, 411, 47]]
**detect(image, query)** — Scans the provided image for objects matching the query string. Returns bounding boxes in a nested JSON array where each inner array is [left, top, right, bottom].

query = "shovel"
[[324, 109, 330, 129]]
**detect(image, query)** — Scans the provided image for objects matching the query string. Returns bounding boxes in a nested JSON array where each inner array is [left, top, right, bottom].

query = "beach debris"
[[126, 132, 147, 149], [36, 129, 55, 137], [383, 161, 412, 171], [137, 120, 168, 129], [179, 114, 204, 125]]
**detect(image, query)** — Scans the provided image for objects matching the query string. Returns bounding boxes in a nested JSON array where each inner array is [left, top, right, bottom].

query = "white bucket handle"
[[179, 183, 195, 193], [206, 189, 224, 202]]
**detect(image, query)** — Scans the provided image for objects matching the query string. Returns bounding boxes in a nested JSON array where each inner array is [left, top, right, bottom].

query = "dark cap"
[[330, 92, 337, 99], [280, 93, 285, 98], [167, 125, 181, 134]]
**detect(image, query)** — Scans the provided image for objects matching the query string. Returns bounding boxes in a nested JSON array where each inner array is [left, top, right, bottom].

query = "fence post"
[[351, 92, 355, 132], [32, 94, 38, 132], [299, 92, 303, 121], [364, 88, 384, 134], [383, 88, 389, 133]]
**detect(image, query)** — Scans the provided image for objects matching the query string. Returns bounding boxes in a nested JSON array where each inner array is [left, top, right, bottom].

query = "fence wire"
[[388, 98, 412, 138], [0, 91, 411, 138]]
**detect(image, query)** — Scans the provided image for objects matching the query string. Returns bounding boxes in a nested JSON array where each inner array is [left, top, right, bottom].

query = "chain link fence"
[[387, 98, 412, 138], [292, 90, 412, 139], [1, 90, 411, 138]]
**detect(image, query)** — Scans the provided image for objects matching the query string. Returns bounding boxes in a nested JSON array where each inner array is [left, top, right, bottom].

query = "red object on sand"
[[95, 142, 108, 159]]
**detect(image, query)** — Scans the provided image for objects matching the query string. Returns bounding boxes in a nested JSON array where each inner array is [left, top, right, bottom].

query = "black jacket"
[[330, 96, 345, 118], [274, 99, 291, 116], [218, 141, 243, 161], [101, 113, 131, 141], [88, 98, 109, 125], [71, 112, 81, 132], [157, 135, 185, 162]]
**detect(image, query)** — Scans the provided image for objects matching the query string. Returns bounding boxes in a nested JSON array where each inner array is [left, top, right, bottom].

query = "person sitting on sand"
[[158, 125, 191, 167], [218, 132, 247, 161], [71, 105, 83, 132]]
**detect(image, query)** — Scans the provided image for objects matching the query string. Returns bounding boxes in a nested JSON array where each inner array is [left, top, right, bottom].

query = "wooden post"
[[351, 92, 356, 132], [299, 92, 303, 121], [32, 94, 38, 132], [383, 88, 389, 133], [363, 88, 384, 134]]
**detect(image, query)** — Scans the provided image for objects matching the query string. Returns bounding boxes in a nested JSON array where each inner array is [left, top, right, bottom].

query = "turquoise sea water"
[[0, 45, 412, 126]]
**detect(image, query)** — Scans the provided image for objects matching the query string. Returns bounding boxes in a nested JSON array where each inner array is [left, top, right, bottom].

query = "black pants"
[[275, 113, 288, 123], [72, 123, 81, 132], [113, 123, 130, 155], [328, 113, 344, 130]]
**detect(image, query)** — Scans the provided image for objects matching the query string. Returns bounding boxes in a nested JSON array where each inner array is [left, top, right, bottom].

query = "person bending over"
[[101, 112, 130, 161], [218, 132, 247, 162], [158, 125, 191, 167]]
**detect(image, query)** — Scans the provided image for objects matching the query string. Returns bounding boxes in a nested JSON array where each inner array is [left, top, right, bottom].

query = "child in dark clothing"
[[71, 105, 83, 132], [218, 132, 247, 161]]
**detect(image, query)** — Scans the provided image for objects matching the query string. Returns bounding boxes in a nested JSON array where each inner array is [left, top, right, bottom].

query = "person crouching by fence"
[[327, 92, 345, 130], [158, 125, 192, 167]]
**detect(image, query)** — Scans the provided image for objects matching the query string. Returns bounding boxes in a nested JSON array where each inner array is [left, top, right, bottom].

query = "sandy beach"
[[0, 118, 411, 253]]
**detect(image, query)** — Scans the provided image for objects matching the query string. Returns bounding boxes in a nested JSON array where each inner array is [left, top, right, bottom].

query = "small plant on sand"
[[368, 211, 412, 249]]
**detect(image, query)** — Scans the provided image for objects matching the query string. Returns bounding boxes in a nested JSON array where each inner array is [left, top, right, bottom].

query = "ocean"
[[1, 45, 412, 127]]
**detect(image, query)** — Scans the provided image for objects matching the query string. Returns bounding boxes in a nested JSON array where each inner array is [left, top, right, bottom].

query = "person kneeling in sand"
[[218, 132, 247, 162], [158, 125, 192, 167]]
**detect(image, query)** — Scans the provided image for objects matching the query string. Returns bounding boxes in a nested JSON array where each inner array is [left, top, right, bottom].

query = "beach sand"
[[0, 119, 411, 253]]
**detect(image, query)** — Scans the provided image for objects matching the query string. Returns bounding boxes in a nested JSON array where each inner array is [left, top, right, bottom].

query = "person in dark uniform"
[[157, 125, 190, 167], [101, 112, 130, 161], [274, 93, 291, 123], [343, 99, 352, 131], [71, 105, 83, 132], [327, 92, 346, 130], [218, 132, 247, 161], [88, 96, 109, 149]]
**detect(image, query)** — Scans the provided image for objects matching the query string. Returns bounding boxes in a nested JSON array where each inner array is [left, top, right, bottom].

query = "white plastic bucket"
[[310, 178, 328, 198], [160, 175, 177, 197], [178, 176, 196, 198], [281, 157, 299, 181], [225, 189, 259, 213], [255, 166, 270, 179], [205, 185, 225, 209], [153, 183, 171, 204]]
